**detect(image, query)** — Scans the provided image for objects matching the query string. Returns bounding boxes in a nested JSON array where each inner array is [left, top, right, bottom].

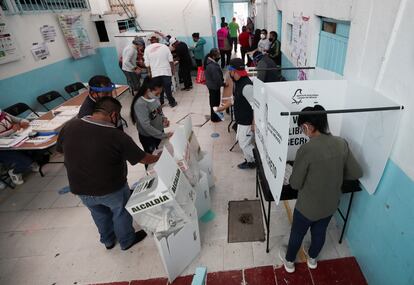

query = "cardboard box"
[[154, 210, 201, 282], [194, 171, 211, 218], [198, 151, 214, 188]]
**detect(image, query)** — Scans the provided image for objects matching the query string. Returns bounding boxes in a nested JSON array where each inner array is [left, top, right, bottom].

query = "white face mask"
[[260, 34, 266, 39]]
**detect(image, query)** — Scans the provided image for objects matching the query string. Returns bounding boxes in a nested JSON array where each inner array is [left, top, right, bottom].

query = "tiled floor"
[[0, 83, 358, 285]]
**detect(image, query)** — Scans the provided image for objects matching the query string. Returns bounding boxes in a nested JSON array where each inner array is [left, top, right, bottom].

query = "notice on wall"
[[57, 14, 95, 59], [291, 14, 310, 80], [31, 42, 50, 61], [0, 8, 21, 64], [40, 25, 56, 42]]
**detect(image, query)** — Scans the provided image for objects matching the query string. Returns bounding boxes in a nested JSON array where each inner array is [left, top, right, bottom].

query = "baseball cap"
[[228, 58, 245, 71], [169, 37, 177, 45], [132, 36, 145, 46]]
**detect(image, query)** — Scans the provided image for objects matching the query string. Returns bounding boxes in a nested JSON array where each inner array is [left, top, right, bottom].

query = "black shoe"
[[248, 162, 256, 169], [122, 230, 147, 251], [169, 101, 178, 108], [237, 161, 249, 169], [105, 241, 116, 250]]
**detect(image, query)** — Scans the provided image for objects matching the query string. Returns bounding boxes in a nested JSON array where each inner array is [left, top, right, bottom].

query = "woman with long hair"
[[130, 77, 173, 158], [279, 105, 363, 273]]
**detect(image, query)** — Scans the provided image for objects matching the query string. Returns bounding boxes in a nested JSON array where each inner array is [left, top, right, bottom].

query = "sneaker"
[[122, 230, 147, 250], [237, 160, 249, 169], [304, 249, 318, 269], [279, 246, 295, 273], [105, 241, 116, 250], [247, 162, 256, 169], [0, 181, 6, 190], [30, 162, 40, 172], [8, 169, 24, 185], [169, 101, 178, 108]]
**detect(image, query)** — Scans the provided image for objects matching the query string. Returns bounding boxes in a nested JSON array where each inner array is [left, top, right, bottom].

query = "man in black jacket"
[[228, 58, 256, 169], [204, 48, 226, 122]]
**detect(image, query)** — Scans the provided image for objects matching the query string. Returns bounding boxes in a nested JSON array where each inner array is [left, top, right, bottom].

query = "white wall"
[[258, 0, 414, 179], [0, 11, 100, 80]]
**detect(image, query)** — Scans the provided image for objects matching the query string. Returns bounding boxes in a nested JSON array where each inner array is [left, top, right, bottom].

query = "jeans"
[[78, 184, 136, 249], [153, 75, 176, 105], [122, 70, 141, 95], [0, 151, 33, 174], [286, 209, 332, 262]]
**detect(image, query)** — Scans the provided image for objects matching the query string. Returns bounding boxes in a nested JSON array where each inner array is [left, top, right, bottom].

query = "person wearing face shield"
[[57, 97, 160, 251], [130, 77, 173, 166], [228, 58, 256, 169], [204, 48, 227, 122], [279, 105, 363, 273]]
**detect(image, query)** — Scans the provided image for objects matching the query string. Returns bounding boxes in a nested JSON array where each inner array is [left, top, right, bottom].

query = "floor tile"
[[15, 174, 54, 193], [0, 192, 38, 212], [223, 242, 254, 271], [207, 270, 243, 285], [130, 278, 168, 285], [310, 257, 367, 285], [15, 209, 59, 231], [0, 211, 30, 232], [23, 190, 60, 210], [50, 191, 81, 208], [274, 262, 313, 285]]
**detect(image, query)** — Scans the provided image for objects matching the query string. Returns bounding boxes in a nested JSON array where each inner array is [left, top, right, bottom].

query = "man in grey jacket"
[[204, 48, 226, 122]]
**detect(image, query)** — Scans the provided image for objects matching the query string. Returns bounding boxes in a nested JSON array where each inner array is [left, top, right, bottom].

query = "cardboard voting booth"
[[253, 77, 403, 203], [126, 150, 200, 282]]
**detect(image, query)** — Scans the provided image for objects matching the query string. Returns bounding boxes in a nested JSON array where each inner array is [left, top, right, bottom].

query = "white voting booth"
[[253, 77, 403, 204], [125, 117, 213, 282]]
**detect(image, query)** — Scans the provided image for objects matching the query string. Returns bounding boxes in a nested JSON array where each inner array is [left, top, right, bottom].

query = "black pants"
[[195, 59, 202, 67], [219, 49, 231, 68], [138, 134, 161, 169], [179, 64, 193, 89], [208, 89, 221, 122], [241, 46, 250, 64], [229, 37, 238, 52], [153, 75, 176, 105]]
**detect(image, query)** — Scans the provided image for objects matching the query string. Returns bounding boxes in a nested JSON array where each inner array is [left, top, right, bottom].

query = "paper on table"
[[26, 135, 55, 145]]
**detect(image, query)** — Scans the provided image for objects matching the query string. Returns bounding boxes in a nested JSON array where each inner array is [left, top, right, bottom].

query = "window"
[[316, 18, 350, 75], [286, 23, 293, 44], [2, 0, 89, 14], [117, 18, 136, 33], [108, 0, 135, 16]]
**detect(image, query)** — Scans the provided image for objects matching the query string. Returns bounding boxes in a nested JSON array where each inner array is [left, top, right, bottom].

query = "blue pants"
[[286, 208, 332, 262], [0, 151, 33, 174], [153, 75, 176, 105], [78, 184, 136, 250]]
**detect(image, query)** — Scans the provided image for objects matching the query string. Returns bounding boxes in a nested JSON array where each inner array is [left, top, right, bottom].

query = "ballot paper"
[[31, 116, 72, 132], [53, 105, 80, 116], [25, 135, 55, 145], [0, 129, 30, 148]]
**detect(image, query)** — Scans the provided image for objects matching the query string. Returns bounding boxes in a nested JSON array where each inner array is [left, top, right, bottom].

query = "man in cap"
[[170, 37, 193, 91], [122, 37, 145, 95], [228, 58, 256, 169], [144, 33, 177, 107]]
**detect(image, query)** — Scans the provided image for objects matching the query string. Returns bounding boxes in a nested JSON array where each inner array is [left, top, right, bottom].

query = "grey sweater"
[[204, 58, 224, 90], [134, 96, 167, 139], [290, 134, 363, 221]]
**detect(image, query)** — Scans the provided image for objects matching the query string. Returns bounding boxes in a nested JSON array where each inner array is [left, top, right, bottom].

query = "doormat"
[[228, 200, 265, 243]]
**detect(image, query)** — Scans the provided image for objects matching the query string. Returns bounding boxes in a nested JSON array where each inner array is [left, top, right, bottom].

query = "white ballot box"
[[194, 171, 211, 218], [198, 151, 214, 188]]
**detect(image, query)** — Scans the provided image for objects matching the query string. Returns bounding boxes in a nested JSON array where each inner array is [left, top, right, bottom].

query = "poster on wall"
[[57, 14, 95, 59], [0, 8, 21, 64], [40, 25, 56, 42], [31, 42, 50, 61], [291, 14, 310, 80]]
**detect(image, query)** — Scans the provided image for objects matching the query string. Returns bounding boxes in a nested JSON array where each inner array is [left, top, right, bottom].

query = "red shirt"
[[239, 32, 250, 48]]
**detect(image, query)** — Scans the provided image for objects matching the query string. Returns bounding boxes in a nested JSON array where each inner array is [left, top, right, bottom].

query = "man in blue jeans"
[[57, 97, 160, 250]]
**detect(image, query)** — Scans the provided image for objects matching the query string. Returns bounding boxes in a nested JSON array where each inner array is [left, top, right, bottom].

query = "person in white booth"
[[144, 33, 177, 107]]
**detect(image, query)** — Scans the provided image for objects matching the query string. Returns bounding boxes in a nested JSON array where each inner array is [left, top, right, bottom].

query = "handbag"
[[196, 66, 206, 84]]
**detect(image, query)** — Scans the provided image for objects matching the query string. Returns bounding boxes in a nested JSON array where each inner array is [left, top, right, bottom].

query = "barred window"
[[117, 18, 136, 33], [1, 0, 89, 14]]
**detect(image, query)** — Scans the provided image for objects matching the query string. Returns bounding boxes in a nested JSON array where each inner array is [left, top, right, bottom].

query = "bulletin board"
[[57, 14, 95, 59], [290, 14, 310, 80], [0, 8, 21, 64]]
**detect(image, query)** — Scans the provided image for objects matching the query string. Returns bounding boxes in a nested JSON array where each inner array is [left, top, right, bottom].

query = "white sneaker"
[[0, 181, 6, 190], [8, 169, 24, 185], [304, 249, 318, 269], [30, 162, 40, 172], [279, 246, 295, 273]]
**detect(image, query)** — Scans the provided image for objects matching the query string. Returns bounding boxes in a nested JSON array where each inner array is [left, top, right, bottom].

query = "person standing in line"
[[239, 26, 251, 64], [144, 33, 177, 107], [228, 17, 240, 53], [204, 48, 226, 122], [170, 37, 193, 91], [190, 33, 206, 67], [121, 37, 144, 95], [279, 105, 363, 273], [267, 31, 281, 65], [130, 77, 173, 160], [57, 97, 161, 250], [217, 23, 231, 69], [228, 58, 256, 169]]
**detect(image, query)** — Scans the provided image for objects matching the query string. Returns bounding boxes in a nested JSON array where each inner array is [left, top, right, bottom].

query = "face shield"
[[89, 83, 117, 99]]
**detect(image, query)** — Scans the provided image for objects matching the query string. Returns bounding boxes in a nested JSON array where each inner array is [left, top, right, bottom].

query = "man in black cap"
[[228, 58, 256, 169]]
